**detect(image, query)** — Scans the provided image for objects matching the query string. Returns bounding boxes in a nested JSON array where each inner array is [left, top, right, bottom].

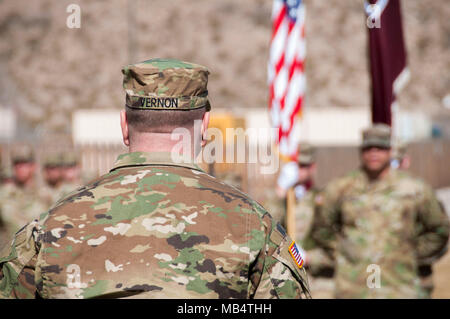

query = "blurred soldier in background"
[[58, 151, 82, 197], [262, 142, 335, 298], [293, 143, 319, 243], [216, 171, 243, 190], [40, 152, 65, 206], [12, 145, 37, 190], [391, 142, 410, 170], [61, 151, 81, 185], [390, 141, 444, 298], [262, 175, 288, 227], [0, 58, 310, 299], [290, 143, 335, 299], [310, 124, 450, 298], [0, 167, 15, 186], [262, 144, 313, 228], [263, 143, 318, 228], [0, 167, 16, 245], [0, 167, 15, 247], [0, 145, 48, 248]]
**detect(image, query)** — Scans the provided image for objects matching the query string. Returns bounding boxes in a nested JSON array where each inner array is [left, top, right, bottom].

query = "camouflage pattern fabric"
[[39, 185, 63, 209], [0, 184, 17, 248], [310, 168, 450, 298], [57, 182, 81, 200], [262, 192, 286, 228], [294, 188, 335, 299], [416, 200, 448, 299], [306, 276, 335, 299], [39, 182, 81, 210], [123, 58, 210, 111], [0, 184, 49, 250], [295, 188, 320, 246], [0, 152, 310, 299]]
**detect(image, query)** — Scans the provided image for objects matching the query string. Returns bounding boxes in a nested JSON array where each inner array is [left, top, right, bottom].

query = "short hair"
[[126, 106, 206, 134]]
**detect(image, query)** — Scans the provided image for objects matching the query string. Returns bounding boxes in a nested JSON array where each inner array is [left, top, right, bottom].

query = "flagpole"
[[286, 187, 296, 240]]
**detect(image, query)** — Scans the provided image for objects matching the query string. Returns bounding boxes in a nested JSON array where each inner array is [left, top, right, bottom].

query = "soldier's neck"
[[47, 181, 62, 188], [129, 132, 198, 159], [15, 179, 35, 189], [363, 166, 391, 182]]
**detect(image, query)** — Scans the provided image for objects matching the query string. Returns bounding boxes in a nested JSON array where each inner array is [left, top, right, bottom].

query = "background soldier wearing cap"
[[262, 143, 316, 228], [43, 151, 83, 205], [309, 123, 450, 298], [0, 58, 310, 299], [0, 167, 15, 247], [263, 143, 320, 229], [0, 145, 48, 249], [40, 152, 65, 207], [390, 141, 446, 298], [60, 151, 82, 189], [391, 142, 410, 171], [283, 143, 336, 299]]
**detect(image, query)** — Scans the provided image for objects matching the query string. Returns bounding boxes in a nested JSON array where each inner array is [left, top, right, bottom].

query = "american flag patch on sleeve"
[[289, 241, 304, 268]]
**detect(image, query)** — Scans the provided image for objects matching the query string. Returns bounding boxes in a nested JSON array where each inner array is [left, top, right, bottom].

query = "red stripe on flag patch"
[[289, 241, 304, 269]]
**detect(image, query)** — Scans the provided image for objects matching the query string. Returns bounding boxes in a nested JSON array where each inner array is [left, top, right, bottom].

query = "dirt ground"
[[432, 188, 450, 299], [433, 252, 450, 298]]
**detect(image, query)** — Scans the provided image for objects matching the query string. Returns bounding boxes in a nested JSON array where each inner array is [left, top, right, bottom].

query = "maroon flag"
[[365, 0, 409, 126]]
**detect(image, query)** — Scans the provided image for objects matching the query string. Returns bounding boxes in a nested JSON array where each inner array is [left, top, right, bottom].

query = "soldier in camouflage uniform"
[[0, 58, 310, 299], [59, 151, 82, 196], [40, 152, 65, 207], [291, 144, 335, 299], [262, 144, 316, 228], [0, 167, 15, 248], [40, 151, 81, 208], [0, 145, 49, 249], [310, 124, 450, 298], [262, 187, 287, 228], [390, 141, 410, 171], [390, 142, 444, 298]]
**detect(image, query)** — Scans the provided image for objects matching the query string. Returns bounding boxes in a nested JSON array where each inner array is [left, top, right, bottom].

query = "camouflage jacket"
[[39, 182, 81, 210], [0, 152, 310, 299], [0, 183, 49, 250], [310, 169, 450, 298], [262, 185, 318, 231], [295, 187, 321, 247], [262, 192, 286, 227]]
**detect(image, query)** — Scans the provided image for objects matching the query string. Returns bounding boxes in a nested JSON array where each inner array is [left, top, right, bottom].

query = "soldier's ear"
[[201, 111, 210, 147], [120, 110, 130, 147]]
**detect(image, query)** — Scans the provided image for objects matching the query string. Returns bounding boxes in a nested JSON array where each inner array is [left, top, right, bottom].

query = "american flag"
[[289, 241, 304, 268], [268, 0, 306, 160]]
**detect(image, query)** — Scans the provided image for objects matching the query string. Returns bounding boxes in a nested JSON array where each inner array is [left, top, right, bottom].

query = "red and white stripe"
[[289, 241, 304, 268], [268, 0, 306, 160]]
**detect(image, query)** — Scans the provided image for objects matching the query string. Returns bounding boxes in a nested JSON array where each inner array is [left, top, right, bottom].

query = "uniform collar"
[[358, 167, 397, 189], [110, 151, 205, 173]]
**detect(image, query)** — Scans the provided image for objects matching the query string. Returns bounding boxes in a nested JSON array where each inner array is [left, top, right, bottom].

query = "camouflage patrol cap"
[[61, 151, 80, 167], [297, 143, 315, 165], [43, 153, 64, 168], [361, 124, 392, 149], [122, 58, 211, 111], [11, 144, 35, 164]]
